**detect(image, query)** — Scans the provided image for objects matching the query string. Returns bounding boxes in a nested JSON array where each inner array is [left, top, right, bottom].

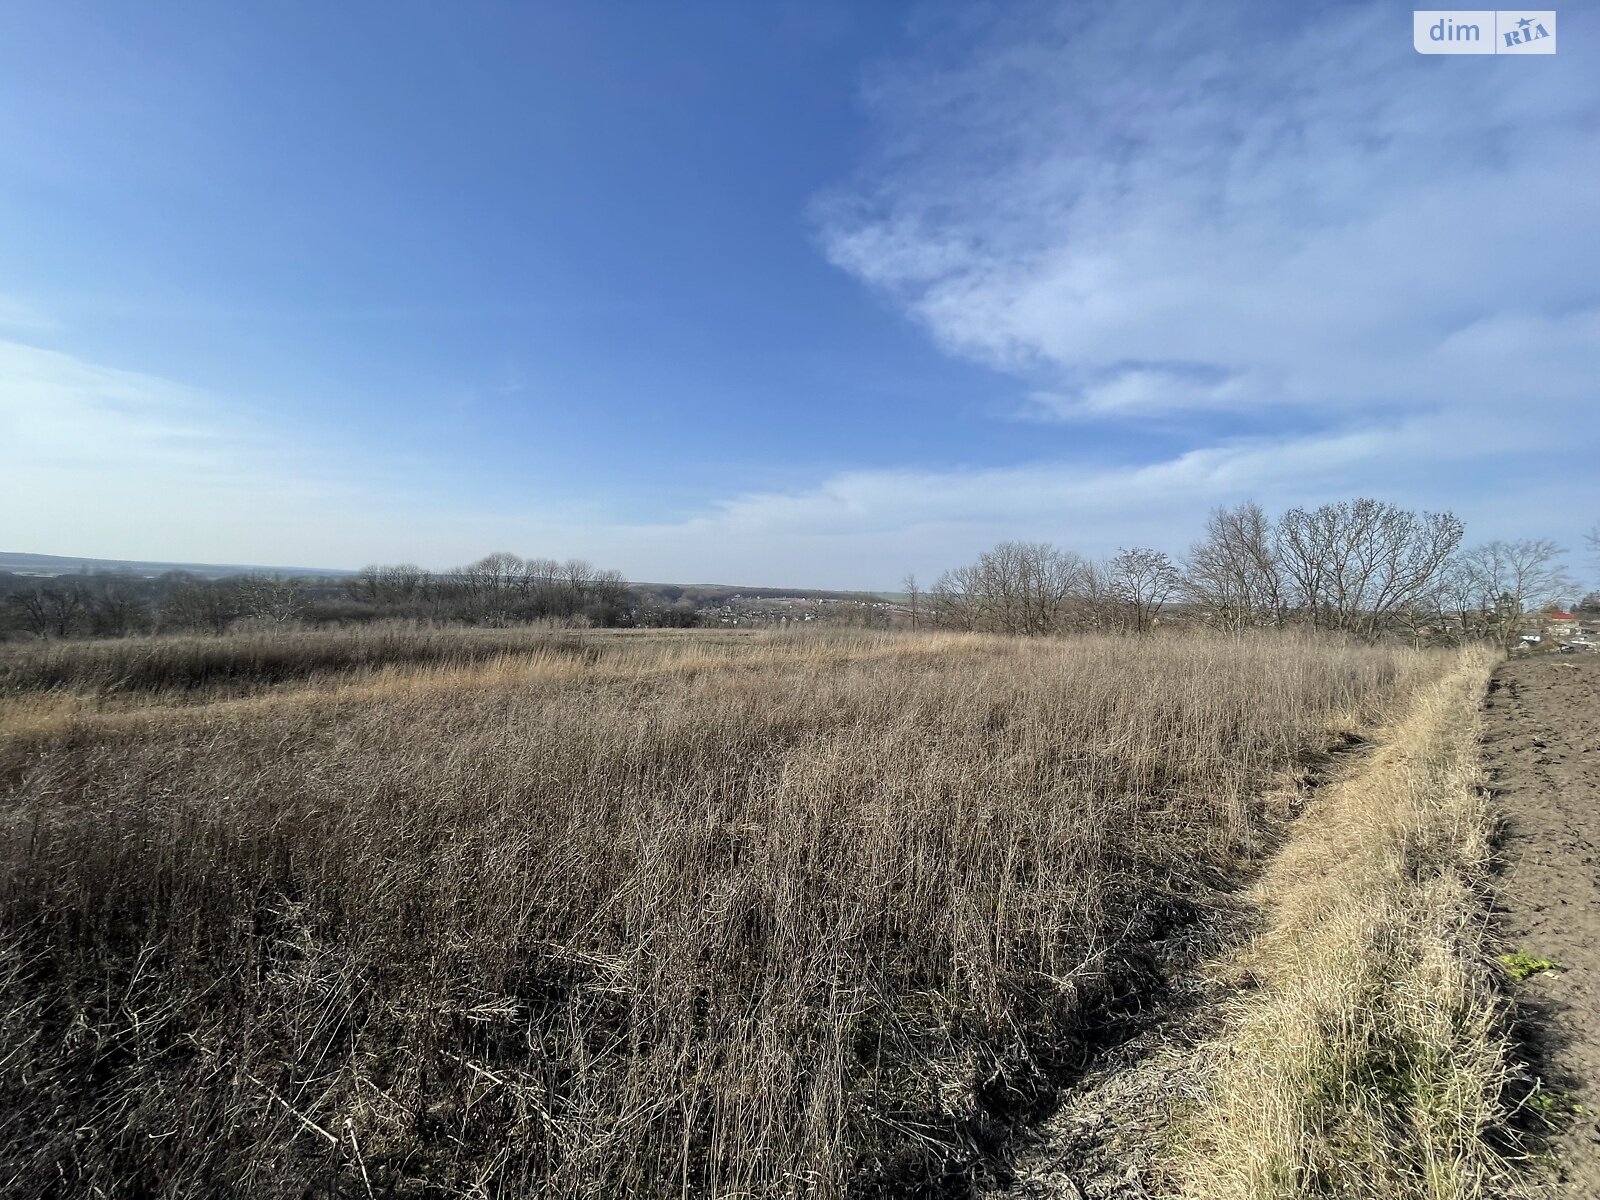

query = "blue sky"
[[3, 1, 1597, 588]]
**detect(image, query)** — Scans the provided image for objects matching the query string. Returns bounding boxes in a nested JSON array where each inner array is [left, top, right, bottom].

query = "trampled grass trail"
[[1180, 646, 1516, 1199]]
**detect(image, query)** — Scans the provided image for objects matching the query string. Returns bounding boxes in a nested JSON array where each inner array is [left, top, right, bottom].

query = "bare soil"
[[1482, 653, 1600, 1195]]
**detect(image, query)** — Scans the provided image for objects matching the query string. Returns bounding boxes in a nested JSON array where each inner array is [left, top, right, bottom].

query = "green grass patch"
[[1498, 949, 1562, 981]]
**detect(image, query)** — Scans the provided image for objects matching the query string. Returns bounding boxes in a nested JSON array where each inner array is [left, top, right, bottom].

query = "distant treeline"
[[0, 552, 881, 641], [920, 498, 1596, 644], [5, 501, 1594, 644]]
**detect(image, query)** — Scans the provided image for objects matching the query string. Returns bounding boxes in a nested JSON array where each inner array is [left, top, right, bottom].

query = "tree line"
[[0, 553, 700, 641], [922, 499, 1597, 644], [346, 554, 639, 627], [5, 508, 1596, 643]]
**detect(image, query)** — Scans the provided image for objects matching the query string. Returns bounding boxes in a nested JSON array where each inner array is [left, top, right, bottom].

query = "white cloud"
[[3, 329, 1595, 590], [2, 340, 236, 474], [818, 1, 1600, 431], [605, 405, 1594, 587]]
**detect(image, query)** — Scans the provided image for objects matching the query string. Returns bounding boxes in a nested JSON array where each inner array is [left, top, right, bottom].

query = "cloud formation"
[[7, 2, 1597, 588], [1, 329, 1591, 589], [819, 1, 1600, 428]]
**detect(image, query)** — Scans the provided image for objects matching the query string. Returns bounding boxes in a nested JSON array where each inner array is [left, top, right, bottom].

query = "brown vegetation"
[[0, 622, 610, 696], [0, 626, 1443, 1197], [928, 499, 1469, 638], [1182, 646, 1512, 1199], [923, 498, 1581, 647]]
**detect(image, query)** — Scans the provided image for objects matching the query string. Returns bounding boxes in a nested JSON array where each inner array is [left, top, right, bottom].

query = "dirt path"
[[983, 738, 1376, 1199], [1482, 654, 1600, 1195], [982, 906, 1251, 1199]]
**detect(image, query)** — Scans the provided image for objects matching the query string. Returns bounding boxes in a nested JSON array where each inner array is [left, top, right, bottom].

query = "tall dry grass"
[[1179, 646, 1512, 1200], [0, 622, 621, 696], [0, 627, 1444, 1197]]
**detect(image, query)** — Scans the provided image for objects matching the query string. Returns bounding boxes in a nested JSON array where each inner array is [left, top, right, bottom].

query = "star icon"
[[1517, 16, 1533, 30]]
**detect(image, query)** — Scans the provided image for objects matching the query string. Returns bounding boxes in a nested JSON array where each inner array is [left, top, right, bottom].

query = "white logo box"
[[1414, 10, 1556, 53]]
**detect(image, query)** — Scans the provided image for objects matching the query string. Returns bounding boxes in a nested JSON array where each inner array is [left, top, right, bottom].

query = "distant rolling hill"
[[0, 553, 879, 598], [0, 551, 356, 580]]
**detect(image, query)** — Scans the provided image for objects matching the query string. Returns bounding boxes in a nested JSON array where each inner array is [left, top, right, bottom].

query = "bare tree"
[[561, 559, 598, 611], [1453, 539, 1574, 648], [1429, 557, 1494, 642], [9, 585, 85, 639], [84, 579, 149, 637], [162, 581, 244, 635], [522, 557, 561, 606], [902, 574, 921, 630], [350, 563, 432, 606], [1183, 502, 1285, 631], [525, 558, 561, 584], [584, 568, 630, 622], [358, 553, 635, 625], [1108, 547, 1181, 635], [455, 552, 526, 625], [240, 576, 305, 626], [931, 542, 1090, 635], [929, 569, 980, 631], [1277, 500, 1462, 635], [348, 565, 385, 605]]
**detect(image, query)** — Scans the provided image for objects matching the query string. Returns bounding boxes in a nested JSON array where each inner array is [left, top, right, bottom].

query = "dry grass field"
[[0, 626, 1467, 1197], [1183, 646, 1511, 1200]]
